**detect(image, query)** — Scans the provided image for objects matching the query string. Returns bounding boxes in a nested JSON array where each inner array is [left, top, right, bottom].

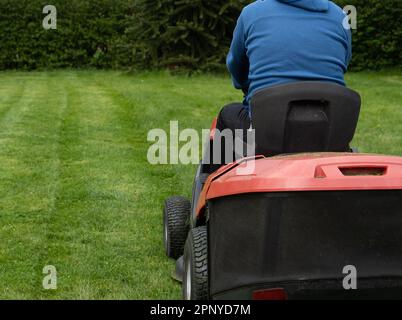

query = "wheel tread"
[[164, 196, 191, 259], [183, 226, 208, 300]]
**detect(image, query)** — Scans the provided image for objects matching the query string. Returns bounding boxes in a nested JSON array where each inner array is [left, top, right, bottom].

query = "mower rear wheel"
[[183, 226, 209, 300], [163, 196, 191, 259]]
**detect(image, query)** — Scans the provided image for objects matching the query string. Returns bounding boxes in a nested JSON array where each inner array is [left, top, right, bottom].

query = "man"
[[217, 0, 352, 136]]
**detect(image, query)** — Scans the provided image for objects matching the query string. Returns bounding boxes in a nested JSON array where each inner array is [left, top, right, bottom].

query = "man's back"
[[227, 0, 352, 114]]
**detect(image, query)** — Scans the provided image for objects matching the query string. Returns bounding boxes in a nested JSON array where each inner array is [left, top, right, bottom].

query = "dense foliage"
[[0, 0, 132, 70], [118, 0, 251, 71], [0, 0, 400, 71], [335, 0, 402, 70]]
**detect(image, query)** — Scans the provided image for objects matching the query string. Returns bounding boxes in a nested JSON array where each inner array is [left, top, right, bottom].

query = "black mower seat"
[[250, 81, 361, 157]]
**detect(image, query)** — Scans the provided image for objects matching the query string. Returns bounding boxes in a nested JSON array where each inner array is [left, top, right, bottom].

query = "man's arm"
[[226, 13, 250, 92], [345, 27, 352, 66]]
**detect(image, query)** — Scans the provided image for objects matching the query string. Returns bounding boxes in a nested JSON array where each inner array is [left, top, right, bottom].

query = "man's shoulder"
[[328, 1, 348, 19], [241, 0, 274, 18], [243, 0, 273, 10]]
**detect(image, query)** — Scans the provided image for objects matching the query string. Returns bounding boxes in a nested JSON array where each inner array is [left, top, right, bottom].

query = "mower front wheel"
[[183, 226, 209, 300], [163, 196, 191, 259]]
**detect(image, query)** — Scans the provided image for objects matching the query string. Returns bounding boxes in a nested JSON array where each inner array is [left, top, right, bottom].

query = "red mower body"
[[196, 153, 402, 219], [197, 153, 402, 299]]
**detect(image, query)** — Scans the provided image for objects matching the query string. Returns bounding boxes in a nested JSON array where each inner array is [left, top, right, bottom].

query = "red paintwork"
[[196, 153, 402, 218], [253, 288, 288, 300], [209, 117, 217, 140]]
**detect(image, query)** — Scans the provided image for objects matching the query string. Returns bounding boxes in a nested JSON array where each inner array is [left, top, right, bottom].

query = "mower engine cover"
[[197, 153, 402, 299]]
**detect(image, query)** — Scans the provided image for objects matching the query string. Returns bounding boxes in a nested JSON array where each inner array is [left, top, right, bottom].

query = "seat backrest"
[[250, 82, 361, 156]]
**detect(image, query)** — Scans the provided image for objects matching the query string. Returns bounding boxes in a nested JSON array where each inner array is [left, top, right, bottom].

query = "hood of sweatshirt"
[[276, 0, 329, 12]]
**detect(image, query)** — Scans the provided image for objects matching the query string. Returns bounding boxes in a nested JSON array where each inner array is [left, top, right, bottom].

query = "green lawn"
[[0, 70, 401, 299]]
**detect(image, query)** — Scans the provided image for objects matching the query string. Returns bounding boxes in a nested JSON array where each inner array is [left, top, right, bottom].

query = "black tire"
[[183, 226, 209, 300], [163, 196, 191, 259]]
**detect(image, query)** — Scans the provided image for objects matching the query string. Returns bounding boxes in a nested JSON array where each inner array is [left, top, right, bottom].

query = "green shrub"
[[0, 0, 400, 71], [334, 0, 402, 70], [117, 0, 251, 71], [0, 0, 131, 70]]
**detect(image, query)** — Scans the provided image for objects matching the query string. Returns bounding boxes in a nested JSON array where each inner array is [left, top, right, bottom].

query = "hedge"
[[0, 0, 400, 71], [0, 0, 132, 70], [335, 0, 402, 70]]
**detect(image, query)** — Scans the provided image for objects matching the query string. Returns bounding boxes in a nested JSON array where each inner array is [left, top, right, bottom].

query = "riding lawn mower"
[[163, 82, 402, 300]]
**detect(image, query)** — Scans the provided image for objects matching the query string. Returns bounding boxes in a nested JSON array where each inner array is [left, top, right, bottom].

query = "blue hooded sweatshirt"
[[227, 0, 352, 116]]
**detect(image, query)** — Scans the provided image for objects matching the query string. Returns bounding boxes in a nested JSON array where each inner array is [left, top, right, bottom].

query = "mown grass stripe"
[[0, 72, 65, 298]]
